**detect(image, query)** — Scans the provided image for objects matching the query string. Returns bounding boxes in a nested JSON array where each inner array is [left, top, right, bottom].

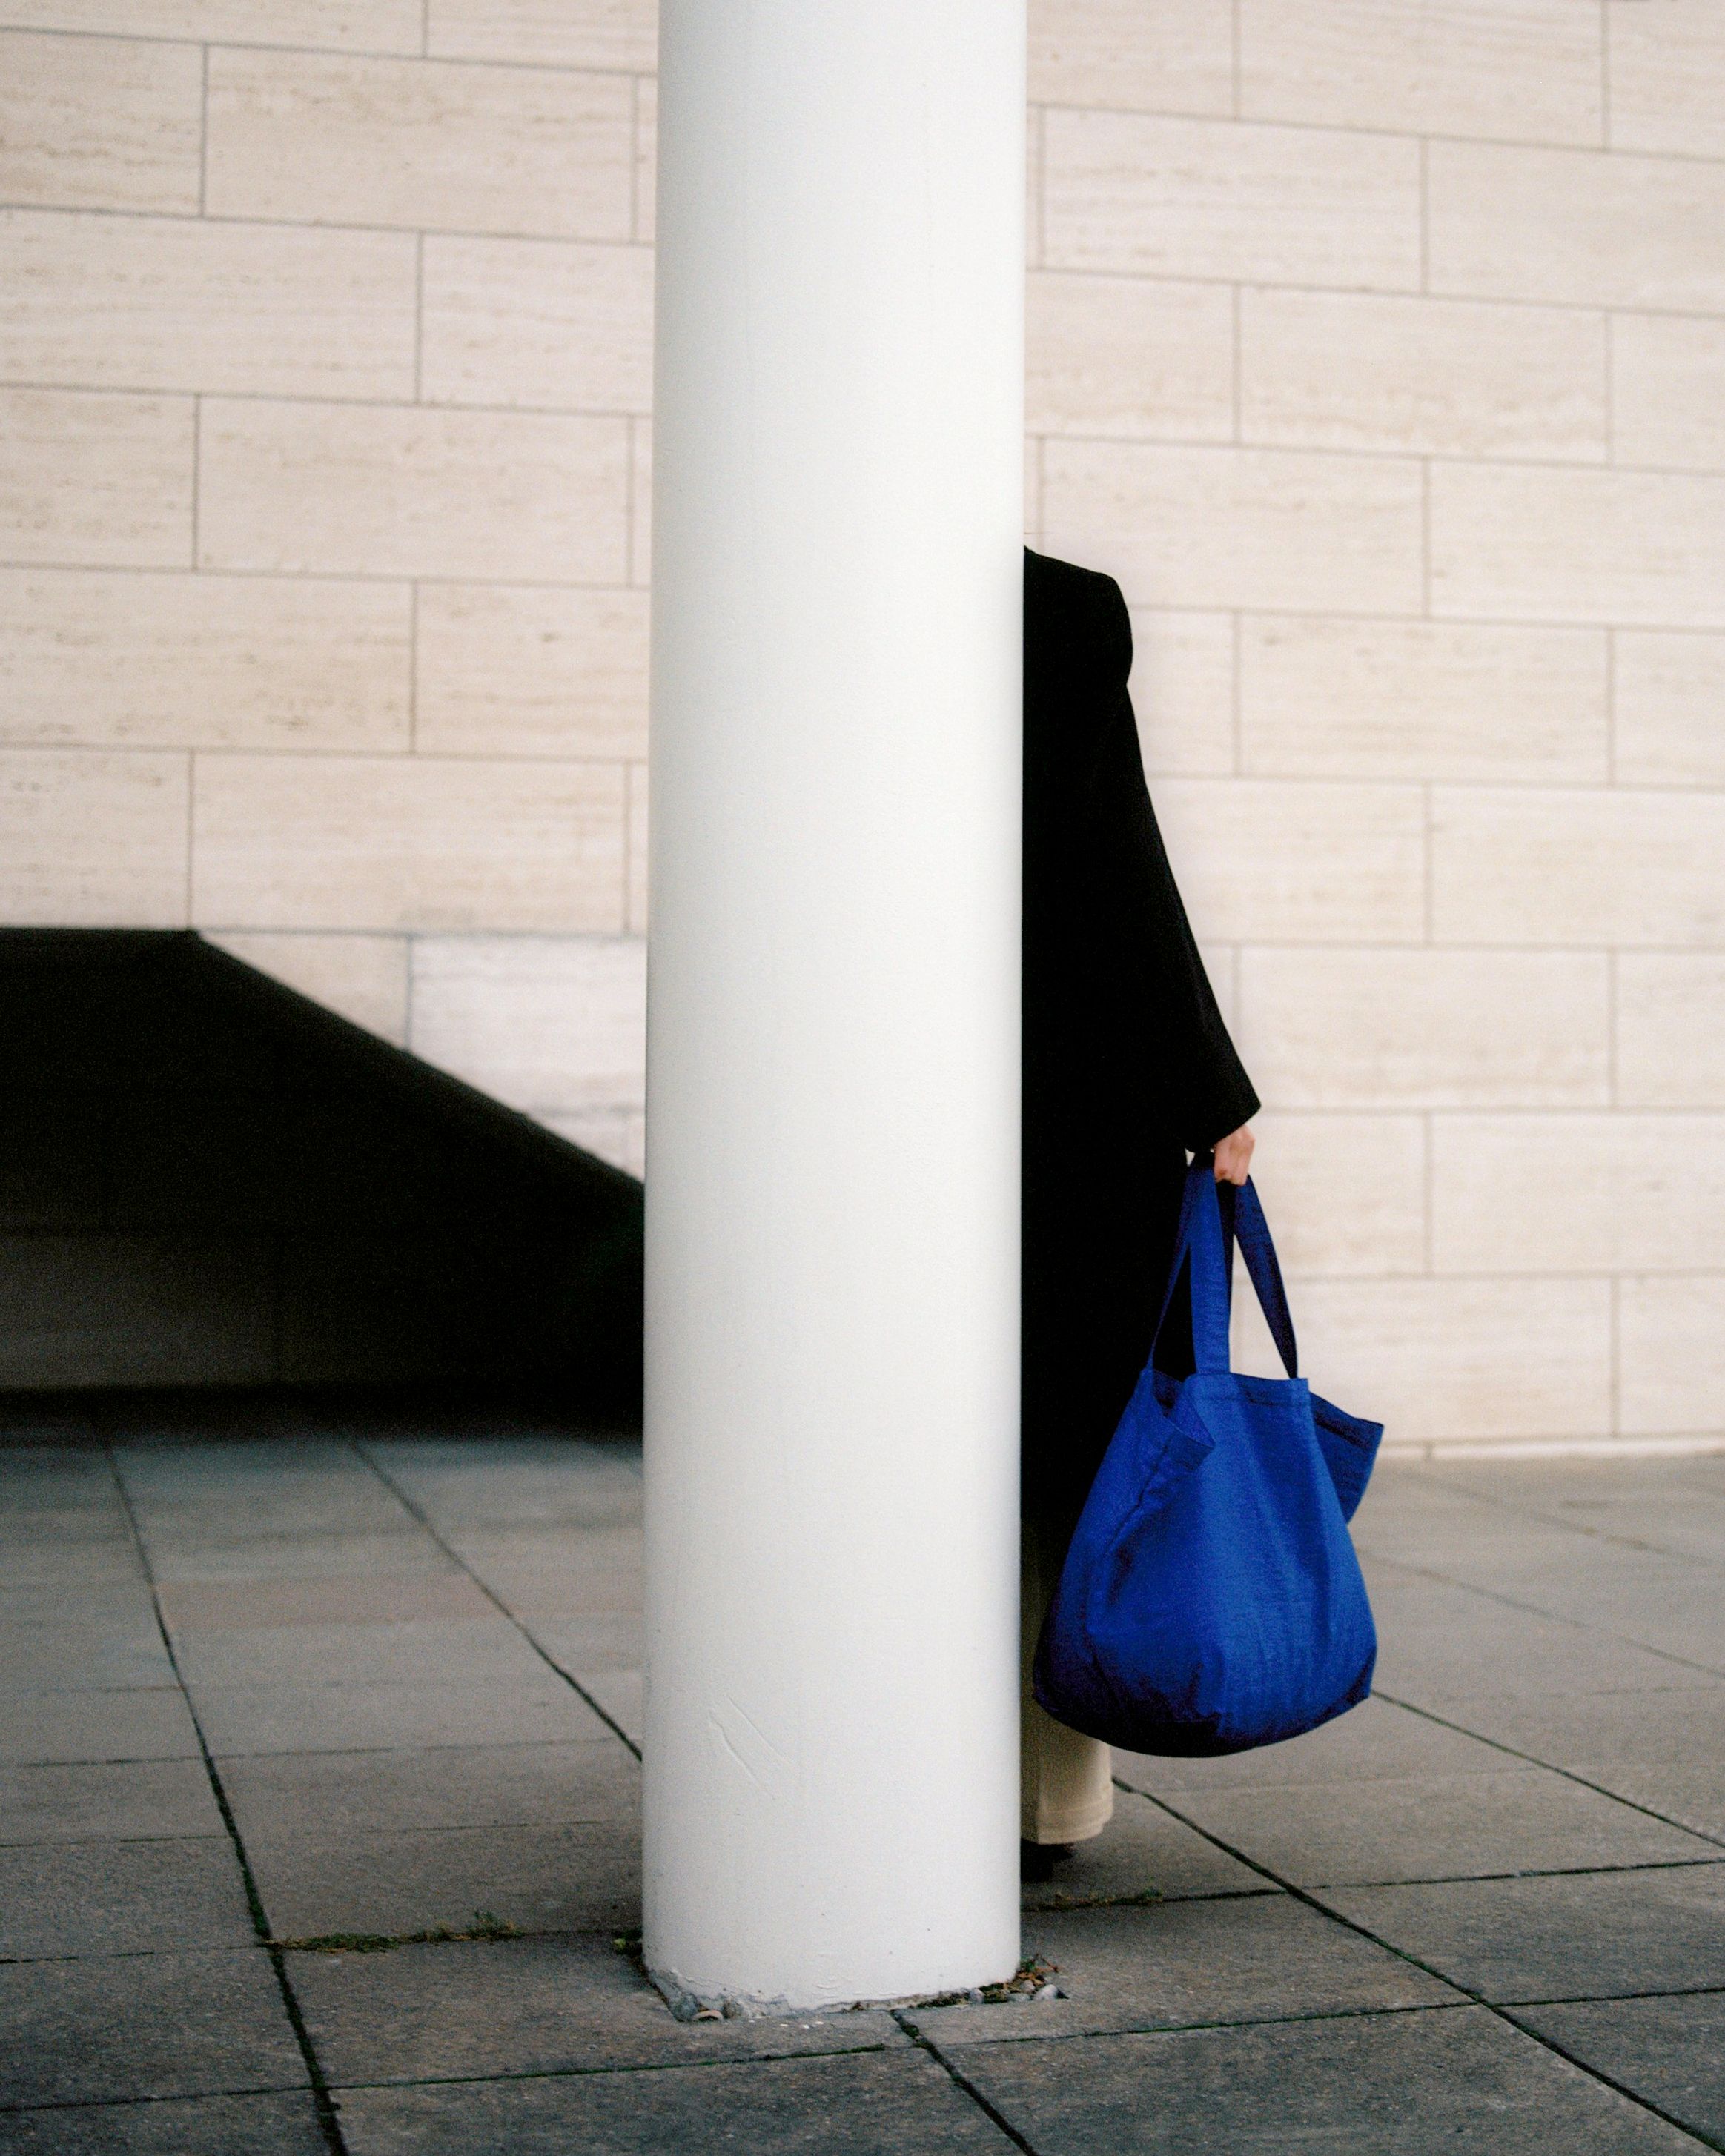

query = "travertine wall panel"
[[629, 418, 651, 586], [0, 211, 419, 400], [0, 752, 188, 924], [1428, 141, 1725, 312], [408, 935, 646, 1117], [1429, 465, 1725, 628], [1614, 634, 1725, 788], [0, 4, 423, 50], [0, 31, 201, 213], [1431, 788, 1725, 947], [1028, 0, 1232, 115], [0, 388, 193, 568], [1234, 1112, 1427, 1278], [1044, 442, 1423, 614], [1027, 272, 1232, 441], [633, 73, 655, 245], [1127, 610, 1234, 776], [205, 50, 632, 239], [203, 931, 410, 1044], [1619, 1278, 1725, 1436], [626, 762, 647, 935], [1432, 1116, 1725, 1275], [197, 401, 629, 581], [1246, 1276, 1615, 1442], [1236, 949, 1611, 1109], [4, 0, 1721, 1444], [1153, 778, 1425, 944], [415, 585, 648, 760], [1238, 290, 1607, 462], [191, 755, 626, 932], [0, 569, 411, 749], [1239, 617, 1609, 783], [1611, 317, 1725, 476], [1606, 0, 1725, 159], [1618, 960, 1725, 1109], [1237, 0, 1603, 145], [420, 238, 654, 414], [1043, 112, 1422, 291], [426, 0, 656, 73]]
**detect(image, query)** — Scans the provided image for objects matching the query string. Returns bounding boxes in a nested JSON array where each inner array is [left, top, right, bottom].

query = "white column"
[[643, 1, 1026, 2013]]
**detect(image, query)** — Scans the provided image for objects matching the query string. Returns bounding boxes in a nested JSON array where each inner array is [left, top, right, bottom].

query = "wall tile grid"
[[0, 4, 657, 1175], [1028, 0, 1724, 1453], [3, 0, 1721, 1444]]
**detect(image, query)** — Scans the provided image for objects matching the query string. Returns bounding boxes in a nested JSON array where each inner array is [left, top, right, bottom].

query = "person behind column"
[[1021, 546, 1259, 1872]]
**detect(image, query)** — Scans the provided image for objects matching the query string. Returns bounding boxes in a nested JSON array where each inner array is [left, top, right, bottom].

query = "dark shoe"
[[1019, 1840, 1073, 1883]]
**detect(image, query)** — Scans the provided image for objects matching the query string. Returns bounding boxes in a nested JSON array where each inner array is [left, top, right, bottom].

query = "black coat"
[[1022, 545, 1260, 1534]]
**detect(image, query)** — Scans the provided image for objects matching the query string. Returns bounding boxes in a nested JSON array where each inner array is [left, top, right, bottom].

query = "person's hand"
[[1211, 1125, 1254, 1186]]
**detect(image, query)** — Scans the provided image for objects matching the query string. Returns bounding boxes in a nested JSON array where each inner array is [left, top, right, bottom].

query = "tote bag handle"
[[1150, 1162, 1300, 1381]]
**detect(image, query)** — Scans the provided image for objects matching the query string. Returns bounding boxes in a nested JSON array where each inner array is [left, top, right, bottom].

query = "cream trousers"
[[1019, 1505, 1113, 1845]]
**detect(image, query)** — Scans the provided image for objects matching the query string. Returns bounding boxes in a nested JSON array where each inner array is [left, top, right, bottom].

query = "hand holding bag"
[[1032, 1160, 1383, 1757]]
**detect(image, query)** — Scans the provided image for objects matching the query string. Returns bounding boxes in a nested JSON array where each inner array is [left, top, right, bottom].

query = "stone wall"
[[2, 0, 1721, 1447]]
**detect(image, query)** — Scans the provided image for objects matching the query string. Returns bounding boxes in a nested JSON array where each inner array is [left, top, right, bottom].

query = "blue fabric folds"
[[1033, 1161, 1383, 1757]]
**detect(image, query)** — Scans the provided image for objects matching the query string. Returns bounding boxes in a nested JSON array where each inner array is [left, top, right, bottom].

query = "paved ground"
[[2, 1400, 1724, 2153]]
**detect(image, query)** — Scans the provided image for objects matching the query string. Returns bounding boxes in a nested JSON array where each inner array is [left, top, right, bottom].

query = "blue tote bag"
[[1033, 1160, 1383, 1757]]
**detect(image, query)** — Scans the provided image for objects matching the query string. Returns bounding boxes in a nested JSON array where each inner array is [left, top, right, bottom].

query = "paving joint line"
[[1375, 1688, 1725, 1854], [892, 2013, 1046, 2155], [345, 1439, 642, 1761], [1357, 1547, 1723, 1679], [1109, 1774, 1725, 2153], [104, 1447, 351, 2156]]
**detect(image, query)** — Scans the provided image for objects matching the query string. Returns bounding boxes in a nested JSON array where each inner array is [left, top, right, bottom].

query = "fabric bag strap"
[[1150, 1162, 1301, 1381], [1149, 1161, 1234, 1375], [1234, 1178, 1299, 1379]]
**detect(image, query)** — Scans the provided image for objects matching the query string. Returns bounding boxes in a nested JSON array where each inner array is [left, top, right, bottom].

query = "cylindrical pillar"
[[643, 1, 1026, 2012]]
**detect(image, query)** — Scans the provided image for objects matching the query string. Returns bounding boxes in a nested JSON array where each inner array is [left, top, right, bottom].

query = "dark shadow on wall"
[[0, 930, 643, 1422]]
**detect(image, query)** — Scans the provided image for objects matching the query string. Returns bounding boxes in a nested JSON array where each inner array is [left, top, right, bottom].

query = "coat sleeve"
[[1082, 595, 1262, 1154]]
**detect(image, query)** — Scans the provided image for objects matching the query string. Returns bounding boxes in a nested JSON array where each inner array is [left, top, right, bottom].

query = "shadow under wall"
[[0, 930, 643, 1420]]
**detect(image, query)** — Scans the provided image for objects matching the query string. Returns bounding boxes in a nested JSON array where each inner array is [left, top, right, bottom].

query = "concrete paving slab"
[[220, 1736, 635, 1840], [902, 1896, 1457, 2048], [364, 1447, 643, 1534], [1512, 1991, 1725, 2148], [171, 1616, 552, 1691], [520, 1610, 645, 1671], [1426, 1685, 1725, 1772], [0, 1837, 256, 1958], [1411, 1688, 1725, 1840], [0, 1452, 120, 1513], [0, 1582, 159, 1626], [142, 1532, 459, 1586], [0, 2090, 327, 2154], [247, 1820, 639, 1940], [571, 1668, 643, 1743], [1320, 1861, 1725, 2002], [0, 1949, 303, 2106], [959, 2003, 1704, 2154], [157, 1573, 494, 1631], [193, 1673, 610, 1757], [291, 1934, 910, 2085], [0, 1757, 224, 1845], [1115, 1696, 1528, 1796], [1369, 1579, 1715, 1699], [1142, 1768, 1718, 1888], [0, 1538, 145, 1589], [1434, 1470, 1725, 1568], [0, 1625, 178, 1692], [0, 1686, 200, 1768], [334, 2047, 1017, 2156], [1021, 1785, 1265, 1909]]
